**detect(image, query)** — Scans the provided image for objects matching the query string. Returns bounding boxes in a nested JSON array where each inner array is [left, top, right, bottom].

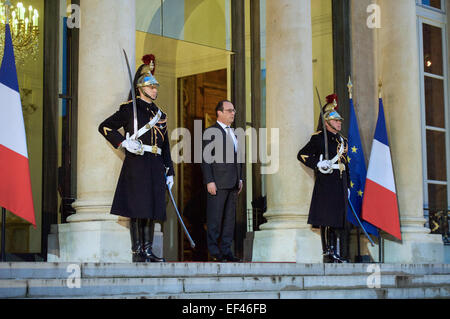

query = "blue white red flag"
[[0, 24, 36, 226], [361, 98, 401, 239]]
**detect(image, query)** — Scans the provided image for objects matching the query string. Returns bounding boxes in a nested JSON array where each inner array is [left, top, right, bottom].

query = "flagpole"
[[377, 82, 384, 264], [347, 76, 373, 259], [1, 207, 6, 262], [356, 227, 362, 263], [5, 0, 11, 25], [348, 76, 362, 262], [378, 233, 382, 263]]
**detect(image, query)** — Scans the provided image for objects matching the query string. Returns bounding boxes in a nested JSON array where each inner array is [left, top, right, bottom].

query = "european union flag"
[[348, 98, 379, 236]]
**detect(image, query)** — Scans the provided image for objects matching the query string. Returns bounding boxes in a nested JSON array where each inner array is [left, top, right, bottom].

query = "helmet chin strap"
[[326, 121, 341, 133], [142, 90, 157, 101]]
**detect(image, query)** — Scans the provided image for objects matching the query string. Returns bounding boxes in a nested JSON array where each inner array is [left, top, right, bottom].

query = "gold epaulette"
[[120, 100, 132, 106], [312, 130, 322, 136]]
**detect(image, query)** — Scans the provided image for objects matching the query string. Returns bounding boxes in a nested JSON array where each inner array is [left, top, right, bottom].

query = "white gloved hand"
[[121, 133, 143, 155], [317, 154, 333, 174], [166, 175, 174, 191]]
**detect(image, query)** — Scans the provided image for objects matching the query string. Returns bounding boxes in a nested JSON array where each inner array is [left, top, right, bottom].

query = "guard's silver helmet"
[[324, 94, 343, 122], [137, 65, 160, 88]]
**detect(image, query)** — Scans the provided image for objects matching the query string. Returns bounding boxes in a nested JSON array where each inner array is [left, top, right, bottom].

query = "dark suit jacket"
[[201, 122, 243, 190]]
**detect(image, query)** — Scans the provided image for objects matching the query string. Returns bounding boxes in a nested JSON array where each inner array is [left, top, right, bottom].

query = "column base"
[[47, 220, 164, 263], [367, 232, 444, 264], [445, 245, 450, 264], [252, 228, 322, 263]]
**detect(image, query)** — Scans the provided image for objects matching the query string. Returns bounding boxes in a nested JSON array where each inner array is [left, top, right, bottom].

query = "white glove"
[[317, 154, 333, 174], [121, 133, 143, 155], [166, 175, 174, 191]]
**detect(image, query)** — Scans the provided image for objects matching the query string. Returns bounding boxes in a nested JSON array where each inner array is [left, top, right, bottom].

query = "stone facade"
[[48, 0, 446, 264]]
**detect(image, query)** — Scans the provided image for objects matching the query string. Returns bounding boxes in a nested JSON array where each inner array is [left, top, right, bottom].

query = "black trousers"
[[206, 188, 238, 258]]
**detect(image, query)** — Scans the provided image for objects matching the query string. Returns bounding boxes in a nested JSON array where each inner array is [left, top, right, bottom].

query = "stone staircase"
[[0, 262, 449, 299]]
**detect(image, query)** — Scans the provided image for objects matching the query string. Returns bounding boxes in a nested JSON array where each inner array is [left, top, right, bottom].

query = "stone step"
[[79, 287, 450, 299], [1, 262, 449, 280], [1, 263, 449, 299], [1, 274, 449, 299], [15, 287, 450, 300]]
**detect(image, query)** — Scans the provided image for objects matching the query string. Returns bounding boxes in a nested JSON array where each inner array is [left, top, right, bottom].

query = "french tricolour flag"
[[361, 98, 401, 240], [0, 24, 36, 226]]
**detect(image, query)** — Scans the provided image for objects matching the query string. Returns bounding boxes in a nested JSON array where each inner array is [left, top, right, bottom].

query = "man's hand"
[[238, 180, 243, 195], [207, 182, 217, 196], [317, 154, 332, 174], [121, 133, 143, 155], [166, 175, 174, 191]]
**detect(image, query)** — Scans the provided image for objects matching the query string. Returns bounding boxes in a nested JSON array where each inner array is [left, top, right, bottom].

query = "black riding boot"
[[142, 219, 165, 263], [337, 227, 351, 262], [130, 218, 145, 262], [328, 227, 349, 263], [320, 226, 333, 263]]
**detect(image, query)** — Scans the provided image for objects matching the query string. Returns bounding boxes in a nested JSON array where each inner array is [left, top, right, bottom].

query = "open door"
[[177, 69, 227, 261]]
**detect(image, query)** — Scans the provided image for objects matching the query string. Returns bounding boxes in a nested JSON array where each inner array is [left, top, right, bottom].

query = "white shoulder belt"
[[330, 136, 345, 170], [131, 110, 163, 155], [130, 110, 162, 140]]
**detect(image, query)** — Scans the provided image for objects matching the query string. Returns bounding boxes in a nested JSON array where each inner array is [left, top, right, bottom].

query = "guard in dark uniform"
[[297, 94, 350, 263], [98, 56, 174, 263]]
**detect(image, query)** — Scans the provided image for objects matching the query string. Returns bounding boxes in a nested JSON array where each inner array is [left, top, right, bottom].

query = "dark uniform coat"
[[98, 97, 174, 221], [297, 130, 350, 229]]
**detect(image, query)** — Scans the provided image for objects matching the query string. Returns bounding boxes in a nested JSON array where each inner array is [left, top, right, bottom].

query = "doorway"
[[177, 69, 228, 261]]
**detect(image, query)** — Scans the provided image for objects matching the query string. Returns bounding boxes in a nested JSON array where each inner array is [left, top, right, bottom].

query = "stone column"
[[252, 0, 322, 263], [371, 0, 443, 263], [48, 0, 139, 262]]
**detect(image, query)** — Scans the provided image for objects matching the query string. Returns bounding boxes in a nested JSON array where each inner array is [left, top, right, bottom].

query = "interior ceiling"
[[137, 31, 230, 77]]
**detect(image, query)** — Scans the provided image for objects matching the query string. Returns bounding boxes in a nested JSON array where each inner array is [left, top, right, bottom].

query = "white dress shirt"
[[217, 121, 238, 152], [216, 121, 242, 185]]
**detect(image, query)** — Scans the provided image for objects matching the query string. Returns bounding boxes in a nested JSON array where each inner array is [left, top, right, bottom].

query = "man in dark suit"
[[201, 100, 243, 262]]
